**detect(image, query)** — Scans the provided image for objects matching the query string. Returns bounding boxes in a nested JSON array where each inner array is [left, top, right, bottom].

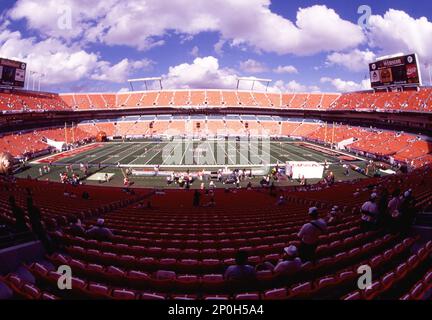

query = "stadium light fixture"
[[127, 77, 163, 91], [37, 73, 45, 92], [427, 63, 432, 86], [236, 77, 272, 91]]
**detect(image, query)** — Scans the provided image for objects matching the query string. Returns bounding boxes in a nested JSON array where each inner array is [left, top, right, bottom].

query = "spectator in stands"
[[203, 196, 216, 207], [353, 188, 360, 197], [193, 190, 201, 207], [388, 189, 402, 222], [327, 205, 341, 225], [360, 193, 379, 231], [398, 190, 416, 234], [27, 197, 54, 254], [9, 196, 28, 233], [224, 250, 256, 282], [262, 245, 302, 277], [276, 195, 286, 206], [69, 217, 85, 236], [298, 207, 327, 262], [209, 180, 215, 189], [86, 218, 114, 240]]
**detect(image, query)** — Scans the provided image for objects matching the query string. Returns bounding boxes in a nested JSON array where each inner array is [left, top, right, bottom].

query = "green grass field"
[[16, 140, 370, 189], [43, 140, 349, 167]]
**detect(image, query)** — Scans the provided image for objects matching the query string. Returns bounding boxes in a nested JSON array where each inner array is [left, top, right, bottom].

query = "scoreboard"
[[0, 58, 27, 88], [369, 53, 422, 88]]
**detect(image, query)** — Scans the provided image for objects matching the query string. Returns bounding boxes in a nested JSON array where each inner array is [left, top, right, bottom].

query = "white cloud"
[[214, 38, 226, 56], [162, 56, 238, 89], [320, 77, 371, 92], [162, 56, 318, 92], [270, 80, 319, 93], [9, 1, 365, 55], [0, 27, 150, 85], [190, 46, 200, 57], [239, 59, 268, 74], [273, 65, 298, 74], [367, 9, 432, 65], [0, 28, 98, 84], [92, 58, 153, 83], [326, 49, 376, 72]]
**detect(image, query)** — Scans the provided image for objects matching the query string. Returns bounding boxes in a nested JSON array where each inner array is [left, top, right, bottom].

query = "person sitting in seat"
[[327, 205, 342, 225], [224, 250, 256, 282], [298, 207, 327, 262], [276, 195, 286, 206], [193, 190, 201, 207], [360, 193, 379, 231], [86, 218, 113, 240], [69, 217, 85, 236], [262, 245, 302, 277]]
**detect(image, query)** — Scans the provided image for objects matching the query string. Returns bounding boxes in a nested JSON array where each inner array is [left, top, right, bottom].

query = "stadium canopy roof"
[[236, 77, 272, 91], [127, 77, 163, 91]]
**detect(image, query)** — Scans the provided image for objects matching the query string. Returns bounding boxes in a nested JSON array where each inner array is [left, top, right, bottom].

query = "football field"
[[37, 140, 355, 169], [19, 139, 370, 188]]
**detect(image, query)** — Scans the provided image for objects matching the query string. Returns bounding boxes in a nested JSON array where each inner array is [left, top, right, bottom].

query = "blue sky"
[[0, 0, 431, 93]]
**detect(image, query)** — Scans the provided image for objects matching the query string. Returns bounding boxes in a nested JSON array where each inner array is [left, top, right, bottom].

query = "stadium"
[[0, 0, 431, 307]]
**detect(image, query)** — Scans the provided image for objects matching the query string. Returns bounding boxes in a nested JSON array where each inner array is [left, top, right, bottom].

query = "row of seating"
[[61, 91, 341, 110], [1, 164, 431, 299], [1, 88, 431, 113], [59, 89, 432, 112], [0, 91, 69, 113], [331, 89, 432, 113], [343, 241, 432, 300]]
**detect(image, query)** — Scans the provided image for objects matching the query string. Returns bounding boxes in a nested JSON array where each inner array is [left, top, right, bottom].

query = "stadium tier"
[[59, 88, 431, 111], [1, 88, 431, 112], [1, 168, 432, 300], [0, 88, 431, 301]]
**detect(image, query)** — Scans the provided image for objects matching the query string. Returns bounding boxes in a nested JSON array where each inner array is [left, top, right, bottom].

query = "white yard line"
[[115, 142, 153, 165], [227, 140, 250, 165], [161, 140, 184, 165], [94, 144, 137, 164], [206, 140, 217, 165], [179, 140, 191, 165], [269, 142, 307, 162], [144, 142, 170, 165], [128, 142, 163, 165]]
